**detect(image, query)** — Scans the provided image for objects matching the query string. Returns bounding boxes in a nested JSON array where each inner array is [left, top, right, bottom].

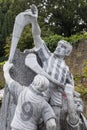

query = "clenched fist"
[[46, 118, 56, 130]]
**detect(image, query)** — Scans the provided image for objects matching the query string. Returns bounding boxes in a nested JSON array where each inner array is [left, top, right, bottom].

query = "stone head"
[[32, 74, 49, 92], [74, 97, 84, 113], [54, 40, 72, 58]]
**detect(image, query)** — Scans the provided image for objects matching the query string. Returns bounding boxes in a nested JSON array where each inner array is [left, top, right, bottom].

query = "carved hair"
[[58, 40, 72, 56], [32, 74, 49, 91]]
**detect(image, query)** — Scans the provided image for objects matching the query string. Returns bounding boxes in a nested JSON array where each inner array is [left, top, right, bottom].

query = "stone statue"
[[23, 5, 83, 130], [3, 61, 56, 130], [0, 49, 38, 130], [60, 90, 87, 130], [0, 4, 87, 130], [73, 92, 87, 129]]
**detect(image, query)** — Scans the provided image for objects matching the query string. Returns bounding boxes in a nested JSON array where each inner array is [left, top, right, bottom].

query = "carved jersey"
[[36, 42, 74, 107], [36, 42, 74, 87], [9, 81, 56, 130], [44, 55, 69, 85]]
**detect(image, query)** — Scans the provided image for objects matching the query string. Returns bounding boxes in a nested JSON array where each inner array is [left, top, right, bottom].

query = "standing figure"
[[25, 5, 79, 130], [3, 61, 56, 130]]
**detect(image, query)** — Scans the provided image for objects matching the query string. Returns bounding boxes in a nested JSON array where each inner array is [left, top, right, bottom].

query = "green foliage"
[[45, 0, 87, 36], [68, 32, 87, 45], [44, 34, 66, 52], [4, 35, 11, 58], [18, 25, 33, 51], [0, 61, 5, 66], [4, 31, 87, 57], [4, 25, 33, 58], [0, 82, 4, 89], [74, 75, 81, 82], [0, 0, 14, 57], [44, 32, 87, 52], [83, 61, 87, 78], [1, 0, 87, 58], [0, 63, 5, 89], [75, 85, 87, 97]]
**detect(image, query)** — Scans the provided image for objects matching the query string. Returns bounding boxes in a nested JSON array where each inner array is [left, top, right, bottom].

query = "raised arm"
[[9, 5, 50, 62], [30, 5, 44, 48], [31, 5, 51, 60], [31, 19, 43, 48], [8, 5, 39, 62], [3, 61, 24, 94]]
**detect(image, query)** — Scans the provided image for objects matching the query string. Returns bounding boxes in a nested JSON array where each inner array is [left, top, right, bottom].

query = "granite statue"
[[0, 4, 87, 130], [3, 61, 56, 130]]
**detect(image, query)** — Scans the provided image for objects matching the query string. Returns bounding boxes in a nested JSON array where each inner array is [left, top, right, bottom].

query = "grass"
[[0, 62, 5, 89]]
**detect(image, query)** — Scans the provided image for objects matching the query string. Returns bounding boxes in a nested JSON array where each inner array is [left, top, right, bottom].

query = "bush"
[[43, 32, 87, 52], [0, 63, 5, 89], [18, 25, 33, 51], [4, 31, 87, 60], [4, 25, 33, 59], [44, 35, 65, 52], [75, 85, 87, 97], [0, 82, 4, 89], [83, 61, 87, 78]]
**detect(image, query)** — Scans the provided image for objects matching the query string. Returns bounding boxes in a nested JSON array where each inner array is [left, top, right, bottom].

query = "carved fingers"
[[24, 4, 38, 18], [30, 4, 38, 16], [46, 119, 56, 130]]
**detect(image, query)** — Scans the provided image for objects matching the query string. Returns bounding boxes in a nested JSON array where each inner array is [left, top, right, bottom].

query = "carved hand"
[[24, 4, 38, 23], [46, 118, 56, 130], [30, 4, 38, 16]]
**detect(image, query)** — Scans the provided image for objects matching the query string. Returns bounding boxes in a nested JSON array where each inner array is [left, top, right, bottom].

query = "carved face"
[[74, 97, 84, 113], [54, 40, 72, 57], [54, 43, 67, 57]]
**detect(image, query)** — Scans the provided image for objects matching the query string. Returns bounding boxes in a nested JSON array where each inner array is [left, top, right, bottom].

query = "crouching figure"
[[3, 61, 56, 130]]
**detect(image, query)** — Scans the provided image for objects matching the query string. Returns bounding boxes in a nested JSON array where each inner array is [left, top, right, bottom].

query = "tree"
[[0, 0, 14, 57], [42, 0, 87, 36], [1, 0, 87, 58]]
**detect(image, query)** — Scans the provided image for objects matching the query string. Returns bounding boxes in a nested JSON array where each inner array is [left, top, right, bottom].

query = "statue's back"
[[0, 49, 37, 130]]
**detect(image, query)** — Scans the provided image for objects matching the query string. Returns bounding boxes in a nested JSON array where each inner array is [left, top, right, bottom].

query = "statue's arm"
[[3, 62, 24, 97], [65, 71, 75, 114], [42, 101, 56, 130], [3, 61, 14, 85], [31, 4, 51, 55], [46, 119, 56, 130], [8, 5, 38, 62], [32, 19, 44, 48], [64, 70, 80, 126], [25, 53, 64, 89], [9, 5, 50, 62], [65, 84, 79, 127]]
